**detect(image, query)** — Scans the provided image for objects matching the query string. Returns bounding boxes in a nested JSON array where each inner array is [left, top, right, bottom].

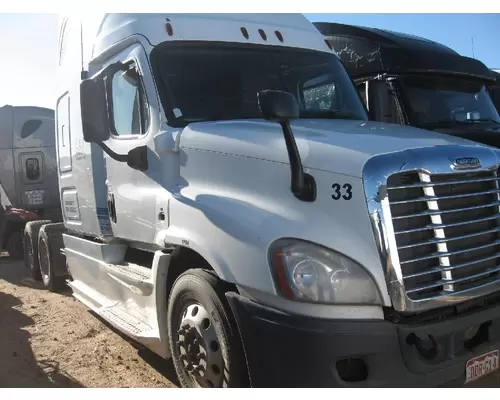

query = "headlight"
[[269, 239, 382, 305]]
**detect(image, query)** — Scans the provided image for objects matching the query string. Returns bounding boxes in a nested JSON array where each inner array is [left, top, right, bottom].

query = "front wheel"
[[167, 269, 248, 388]]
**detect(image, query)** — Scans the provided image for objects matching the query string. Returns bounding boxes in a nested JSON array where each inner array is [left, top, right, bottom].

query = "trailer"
[[24, 13, 500, 387], [0, 105, 62, 259], [314, 22, 500, 148]]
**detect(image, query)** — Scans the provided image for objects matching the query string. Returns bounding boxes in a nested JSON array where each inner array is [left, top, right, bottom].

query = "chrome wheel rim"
[[39, 240, 50, 281], [176, 303, 224, 388]]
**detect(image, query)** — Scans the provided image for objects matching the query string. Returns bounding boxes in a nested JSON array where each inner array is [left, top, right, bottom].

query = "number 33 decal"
[[332, 183, 353, 200]]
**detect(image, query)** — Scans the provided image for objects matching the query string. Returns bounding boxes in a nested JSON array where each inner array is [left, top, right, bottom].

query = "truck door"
[[98, 43, 159, 245]]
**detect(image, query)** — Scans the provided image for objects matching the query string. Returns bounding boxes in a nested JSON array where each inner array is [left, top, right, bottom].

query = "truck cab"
[[24, 13, 500, 388], [0, 105, 62, 258], [314, 22, 500, 148]]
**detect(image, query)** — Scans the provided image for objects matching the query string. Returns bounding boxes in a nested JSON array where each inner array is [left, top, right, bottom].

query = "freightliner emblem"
[[451, 157, 482, 170]]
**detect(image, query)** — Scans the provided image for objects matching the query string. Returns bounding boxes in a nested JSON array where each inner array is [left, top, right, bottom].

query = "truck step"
[[106, 262, 154, 296], [67, 279, 114, 312], [67, 281, 161, 349], [101, 304, 154, 337]]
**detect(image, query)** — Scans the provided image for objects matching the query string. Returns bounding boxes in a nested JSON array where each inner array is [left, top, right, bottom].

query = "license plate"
[[465, 350, 499, 384]]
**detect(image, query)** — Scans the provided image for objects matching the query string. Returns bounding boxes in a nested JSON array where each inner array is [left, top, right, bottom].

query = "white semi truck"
[[24, 13, 500, 387], [0, 105, 62, 259]]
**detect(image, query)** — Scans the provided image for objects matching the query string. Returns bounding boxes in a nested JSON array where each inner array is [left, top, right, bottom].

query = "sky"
[[0, 13, 499, 110]]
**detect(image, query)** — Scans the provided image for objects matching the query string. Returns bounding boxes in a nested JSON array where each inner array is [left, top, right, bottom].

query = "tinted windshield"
[[490, 87, 500, 113], [402, 76, 500, 126], [150, 43, 368, 125]]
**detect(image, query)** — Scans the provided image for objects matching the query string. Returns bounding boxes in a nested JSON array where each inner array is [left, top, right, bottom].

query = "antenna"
[[471, 36, 475, 59], [80, 19, 88, 80]]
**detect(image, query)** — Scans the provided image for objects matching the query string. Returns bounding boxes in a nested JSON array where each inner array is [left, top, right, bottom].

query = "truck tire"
[[167, 269, 248, 388], [7, 230, 24, 260], [38, 225, 65, 292], [23, 220, 51, 281]]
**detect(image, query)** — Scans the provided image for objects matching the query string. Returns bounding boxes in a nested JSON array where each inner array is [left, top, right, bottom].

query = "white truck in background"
[[24, 13, 500, 387], [0, 105, 62, 259]]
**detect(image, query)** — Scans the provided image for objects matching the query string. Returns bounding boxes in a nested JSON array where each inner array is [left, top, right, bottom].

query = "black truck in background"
[[314, 22, 500, 147], [489, 69, 500, 113]]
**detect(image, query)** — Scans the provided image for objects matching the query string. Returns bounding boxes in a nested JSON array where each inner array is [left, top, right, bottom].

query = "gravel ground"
[[0, 252, 178, 388], [1, 251, 500, 388]]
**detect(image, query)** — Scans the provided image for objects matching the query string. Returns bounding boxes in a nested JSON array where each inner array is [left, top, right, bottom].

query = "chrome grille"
[[386, 168, 500, 303]]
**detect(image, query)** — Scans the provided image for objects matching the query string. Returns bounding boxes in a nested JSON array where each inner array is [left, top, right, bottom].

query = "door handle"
[[107, 192, 117, 223]]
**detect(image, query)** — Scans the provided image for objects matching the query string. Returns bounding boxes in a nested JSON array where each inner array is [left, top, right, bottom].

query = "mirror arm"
[[279, 121, 316, 202], [96, 142, 148, 172], [97, 142, 129, 163], [280, 121, 304, 194]]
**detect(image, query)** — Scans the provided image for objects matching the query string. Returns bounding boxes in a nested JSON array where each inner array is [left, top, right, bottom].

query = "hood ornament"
[[451, 157, 482, 170]]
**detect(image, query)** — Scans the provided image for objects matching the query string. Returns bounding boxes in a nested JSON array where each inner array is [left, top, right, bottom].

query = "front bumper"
[[225, 292, 500, 387]]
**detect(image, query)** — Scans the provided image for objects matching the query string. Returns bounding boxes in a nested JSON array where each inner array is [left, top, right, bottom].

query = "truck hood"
[[179, 118, 488, 178]]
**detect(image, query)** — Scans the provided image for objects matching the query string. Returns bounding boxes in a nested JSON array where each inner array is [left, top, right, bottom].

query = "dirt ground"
[[2, 251, 500, 388], [0, 252, 178, 388]]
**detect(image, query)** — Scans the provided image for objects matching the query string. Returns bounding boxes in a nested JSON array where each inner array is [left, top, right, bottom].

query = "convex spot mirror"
[[127, 146, 148, 172], [257, 89, 300, 122]]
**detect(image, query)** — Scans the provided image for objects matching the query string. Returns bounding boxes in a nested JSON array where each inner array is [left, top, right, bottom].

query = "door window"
[[110, 66, 150, 136], [26, 158, 40, 181]]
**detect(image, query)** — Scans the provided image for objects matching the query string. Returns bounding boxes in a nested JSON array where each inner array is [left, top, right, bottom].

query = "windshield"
[[490, 86, 500, 113], [150, 43, 368, 125], [402, 76, 500, 127]]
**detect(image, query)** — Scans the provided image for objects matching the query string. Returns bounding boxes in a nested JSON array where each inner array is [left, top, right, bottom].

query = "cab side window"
[[302, 75, 339, 111], [110, 67, 150, 136], [21, 119, 43, 139]]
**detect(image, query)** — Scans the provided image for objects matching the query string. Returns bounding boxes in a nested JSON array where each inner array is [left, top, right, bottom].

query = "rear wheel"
[[6, 231, 24, 260], [167, 269, 248, 388], [23, 220, 51, 281], [38, 226, 65, 292]]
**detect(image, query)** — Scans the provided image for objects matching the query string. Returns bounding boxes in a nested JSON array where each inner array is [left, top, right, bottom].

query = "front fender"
[[154, 163, 390, 307]]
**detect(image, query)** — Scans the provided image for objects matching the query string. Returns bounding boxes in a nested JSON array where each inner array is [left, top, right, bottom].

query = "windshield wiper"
[[466, 118, 500, 124], [300, 110, 362, 120], [422, 120, 467, 126], [420, 119, 500, 129]]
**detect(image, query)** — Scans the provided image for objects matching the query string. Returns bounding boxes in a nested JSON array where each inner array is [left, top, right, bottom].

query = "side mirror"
[[257, 90, 299, 122], [257, 89, 316, 202], [80, 78, 111, 143], [127, 146, 148, 171]]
